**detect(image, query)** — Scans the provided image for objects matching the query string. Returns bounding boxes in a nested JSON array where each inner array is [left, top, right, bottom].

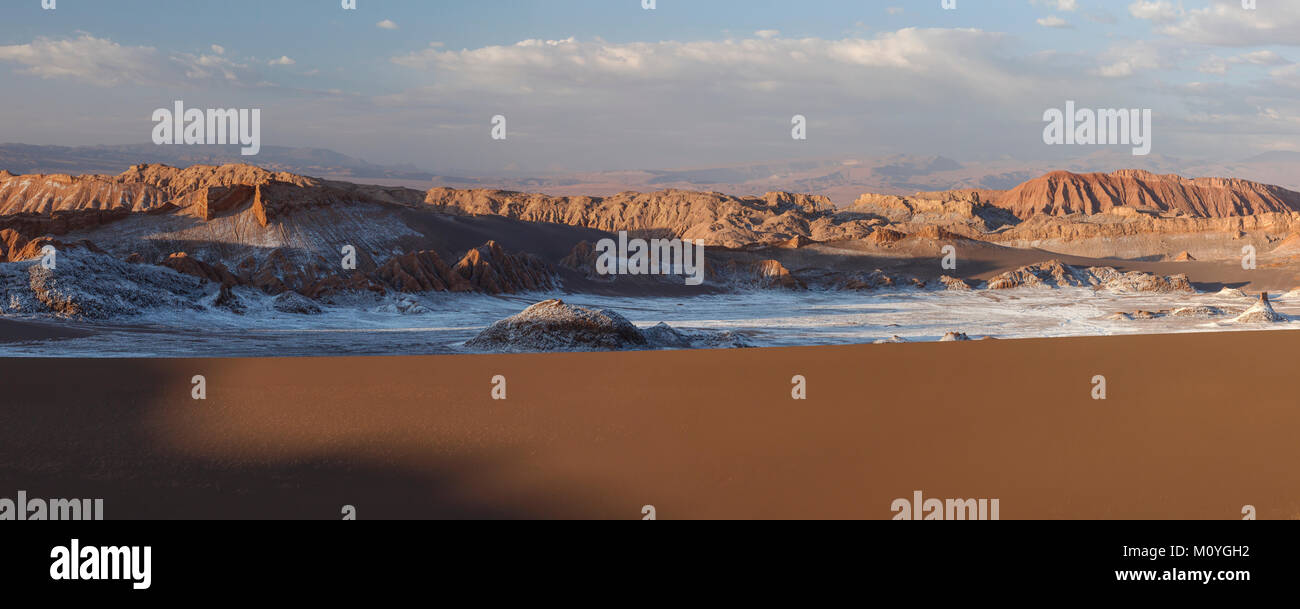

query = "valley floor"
[[1, 286, 1298, 357]]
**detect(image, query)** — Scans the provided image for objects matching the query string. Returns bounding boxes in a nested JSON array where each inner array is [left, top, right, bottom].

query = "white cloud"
[[1199, 55, 1228, 75], [0, 34, 280, 87], [0, 34, 164, 86], [389, 29, 1038, 104], [268, 55, 296, 66], [1234, 50, 1291, 66], [1197, 50, 1290, 75], [1093, 41, 1166, 78], [1128, 1, 1181, 24], [754, 30, 780, 39], [1159, 1, 1300, 46], [1036, 16, 1071, 28], [1032, 0, 1077, 11], [377, 20, 399, 30]]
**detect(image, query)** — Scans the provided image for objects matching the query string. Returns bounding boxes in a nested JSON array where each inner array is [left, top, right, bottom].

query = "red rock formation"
[[0, 164, 422, 226], [376, 250, 468, 293], [371, 241, 554, 295], [161, 252, 242, 287], [450, 241, 554, 294], [560, 240, 600, 275], [425, 188, 872, 248], [995, 169, 1300, 219], [0, 229, 103, 262]]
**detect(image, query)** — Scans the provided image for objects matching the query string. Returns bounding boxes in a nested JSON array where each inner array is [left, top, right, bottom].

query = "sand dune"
[[3, 330, 1299, 518]]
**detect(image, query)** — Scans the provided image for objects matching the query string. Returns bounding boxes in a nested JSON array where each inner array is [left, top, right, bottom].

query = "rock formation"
[[985, 260, 1193, 293], [994, 169, 1300, 219], [1232, 293, 1286, 323], [465, 299, 648, 352]]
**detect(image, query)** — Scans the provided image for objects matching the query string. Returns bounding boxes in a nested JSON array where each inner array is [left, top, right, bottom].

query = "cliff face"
[[425, 187, 877, 248], [0, 163, 426, 225], [993, 169, 1300, 219], [0, 165, 555, 301]]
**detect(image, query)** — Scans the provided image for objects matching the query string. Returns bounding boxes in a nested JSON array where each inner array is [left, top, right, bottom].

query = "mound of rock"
[[211, 284, 247, 314], [710, 259, 804, 289], [643, 322, 752, 349], [1169, 306, 1228, 318], [1232, 293, 1286, 323], [940, 331, 971, 342], [1216, 287, 1251, 299], [465, 299, 647, 352], [985, 260, 1087, 289], [937, 275, 974, 291], [795, 268, 926, 291], [272, 291, 323, 315], [466, 300, 753, 352], [0, 250, 207, 319], [641, 322, 691, 348], [986, 260, 1193, 293], [162, 251, 241, 287]]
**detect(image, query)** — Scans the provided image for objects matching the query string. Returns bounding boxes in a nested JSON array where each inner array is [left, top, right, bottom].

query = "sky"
[[1, 0, 1297, 175]]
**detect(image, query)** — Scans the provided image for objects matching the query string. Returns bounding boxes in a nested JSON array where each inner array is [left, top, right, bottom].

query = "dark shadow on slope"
[[0, 358, 612, 519]]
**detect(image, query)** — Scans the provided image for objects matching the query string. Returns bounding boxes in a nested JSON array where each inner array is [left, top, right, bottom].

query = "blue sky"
[[1, 1, 1297, 174]]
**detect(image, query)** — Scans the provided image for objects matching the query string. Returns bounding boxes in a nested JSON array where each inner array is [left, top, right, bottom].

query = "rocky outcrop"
[[161, 252, 242, 287], [706, 259, 804, 289], [0, 230, 104, 263], [1232, 293, 1286, 323], [0, 163, 424, 226], [995, 169, 1300, 219], [450, 240, 554, 294], [793, 268, 926, 291], [465, 299, 647, 352], [940, 332, 971, 341], [272, 291, 323, 314], [985, 260, 1193, 293], [559, 240, 602, 278], [0, 250, 206, 319], [425, 187, 877, 248], [937, 275, 974, 290], [465, 300, 750, 352], [641, 322, 752, 349], [375, 250, 467, 293], [212, 284, 247, 314], [368, 241, 554, 295], [850, 192, 1018, 231]]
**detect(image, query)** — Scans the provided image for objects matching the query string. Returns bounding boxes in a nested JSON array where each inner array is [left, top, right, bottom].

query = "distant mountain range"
[[0, 143, 436, 181], [4, 143, 1299, 208]]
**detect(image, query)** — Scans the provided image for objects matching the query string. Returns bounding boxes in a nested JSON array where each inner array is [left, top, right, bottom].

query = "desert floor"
[[2, 329, 1298, 519]]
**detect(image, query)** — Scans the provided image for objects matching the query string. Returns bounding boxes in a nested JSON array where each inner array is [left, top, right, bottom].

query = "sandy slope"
[[3, 330, 1298, 519]]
